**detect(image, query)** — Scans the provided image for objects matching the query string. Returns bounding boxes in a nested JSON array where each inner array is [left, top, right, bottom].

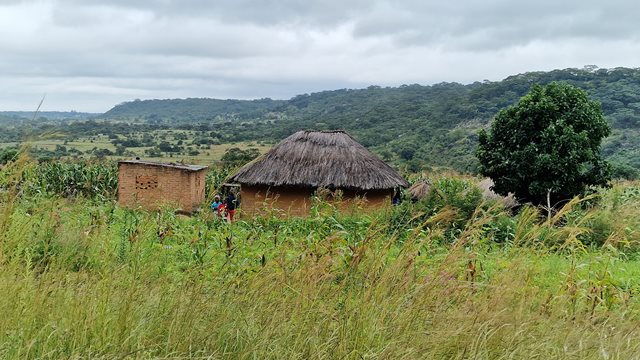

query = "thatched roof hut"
[[229, 130, 408, 216], [479, 178, 519, 209], [408, 180, 432, 201]]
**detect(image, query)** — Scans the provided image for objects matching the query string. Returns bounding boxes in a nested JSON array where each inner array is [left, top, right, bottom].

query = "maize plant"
[[205, 166, 232, 198], [22, 160, 118, 200]]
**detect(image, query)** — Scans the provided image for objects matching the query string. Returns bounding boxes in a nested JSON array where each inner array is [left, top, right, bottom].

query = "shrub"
[[0, 147, 19, 165], [415, 177, 484, 235], [580, 212, 615, 247], [421, 177, 483, 219], [482, 213, 517, 244]]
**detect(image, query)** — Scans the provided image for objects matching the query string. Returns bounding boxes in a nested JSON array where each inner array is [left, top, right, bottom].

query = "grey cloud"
[[1, 0, 640, 111], [352, 0, 640, 51], [63, 0, 374, 27]]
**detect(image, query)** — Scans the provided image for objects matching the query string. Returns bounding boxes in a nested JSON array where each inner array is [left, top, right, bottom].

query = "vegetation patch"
[[2, 158, 640, 358]]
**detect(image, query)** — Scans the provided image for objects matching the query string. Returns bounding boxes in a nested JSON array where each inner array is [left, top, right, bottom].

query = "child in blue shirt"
[[210, 194, 223, 214]]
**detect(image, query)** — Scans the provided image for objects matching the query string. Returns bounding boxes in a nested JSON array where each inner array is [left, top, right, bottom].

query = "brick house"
[[117, 160, 207, 212]]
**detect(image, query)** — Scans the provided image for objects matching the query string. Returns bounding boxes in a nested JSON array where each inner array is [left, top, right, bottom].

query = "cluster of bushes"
[[220, 147, 261, 167], [1, 158, 640, 357], [0, 147, 18, 164], [388, 175, 640, 249], [3, 153, 638, 251]]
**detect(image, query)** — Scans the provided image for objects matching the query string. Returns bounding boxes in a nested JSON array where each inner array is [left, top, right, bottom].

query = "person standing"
[[225, 192, 238, 221], [210, 194, 222, 213]]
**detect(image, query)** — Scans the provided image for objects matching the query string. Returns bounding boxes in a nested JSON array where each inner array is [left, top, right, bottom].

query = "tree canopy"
[[3, 67, 640, 176], [476, 82, 612, 205], [221, 147, 261, 168]]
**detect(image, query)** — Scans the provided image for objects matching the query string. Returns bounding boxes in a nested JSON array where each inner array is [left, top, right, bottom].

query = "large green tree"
[[476, 82, 611, 205]]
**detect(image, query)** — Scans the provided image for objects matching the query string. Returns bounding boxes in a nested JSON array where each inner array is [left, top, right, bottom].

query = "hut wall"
[[334, 189, 393, 212], [240, 185, 313, 217], [118, 163, 205, 212], [239, 185, 393, 217], [190, 171, 206, 209]]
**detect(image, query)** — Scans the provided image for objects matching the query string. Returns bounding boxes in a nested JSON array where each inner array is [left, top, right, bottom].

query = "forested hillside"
[[102, 98, 284, 123], [3, 67, 640, 177], [99, 67, 640, 176], [0, 111, 97, 122]]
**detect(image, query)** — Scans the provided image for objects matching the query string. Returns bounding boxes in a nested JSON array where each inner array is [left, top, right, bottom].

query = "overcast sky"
[[2, 0, 639, 112]]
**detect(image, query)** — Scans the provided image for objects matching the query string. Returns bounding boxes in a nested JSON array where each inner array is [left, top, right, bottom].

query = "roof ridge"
[[301, 129, 347, 133]]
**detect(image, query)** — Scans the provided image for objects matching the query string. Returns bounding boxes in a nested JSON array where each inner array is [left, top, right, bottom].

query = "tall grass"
[[1, 161, 640, 358]]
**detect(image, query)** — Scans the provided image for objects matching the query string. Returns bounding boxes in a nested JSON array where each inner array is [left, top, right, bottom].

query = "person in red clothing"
[[216, 202, 227, 219]]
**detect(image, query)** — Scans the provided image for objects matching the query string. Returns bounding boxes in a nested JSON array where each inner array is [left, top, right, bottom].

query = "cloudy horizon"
[[2, 0, 639, 112]]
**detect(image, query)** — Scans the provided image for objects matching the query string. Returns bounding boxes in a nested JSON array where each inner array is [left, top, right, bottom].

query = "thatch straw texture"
[[479, 178, 519, 209], [229, 130, 409, 190], [408, 180, 432, 200]]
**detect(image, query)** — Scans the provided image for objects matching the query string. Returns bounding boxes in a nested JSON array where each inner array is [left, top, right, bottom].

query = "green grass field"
[[0, 133, 271, 165], [137, 142, 271, 164], [2, 159, 640, 358]]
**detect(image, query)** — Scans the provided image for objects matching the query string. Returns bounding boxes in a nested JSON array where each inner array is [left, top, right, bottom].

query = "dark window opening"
[[135, 175, 158, 190]]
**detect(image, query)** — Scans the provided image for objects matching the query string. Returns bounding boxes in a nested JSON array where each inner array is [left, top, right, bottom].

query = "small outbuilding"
[[228, 130, 409, 216], [118, 160, 207, 212], [408, 180, 432, 201]]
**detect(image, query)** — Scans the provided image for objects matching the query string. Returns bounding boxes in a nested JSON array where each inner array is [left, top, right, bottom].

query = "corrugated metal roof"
[[118, 159, 208, 171]]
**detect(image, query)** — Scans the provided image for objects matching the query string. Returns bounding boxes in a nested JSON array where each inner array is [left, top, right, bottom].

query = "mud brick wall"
[[241, 185, 313, 217], [191, 171, 206, 209], [239, 185, 393, 218], [118, 163, 206, 212]]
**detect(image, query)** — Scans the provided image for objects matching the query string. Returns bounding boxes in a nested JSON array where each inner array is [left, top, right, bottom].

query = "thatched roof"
[[228, 130, 409, 190], [408, 180, 431, 200], [479, 178, 519, 209]]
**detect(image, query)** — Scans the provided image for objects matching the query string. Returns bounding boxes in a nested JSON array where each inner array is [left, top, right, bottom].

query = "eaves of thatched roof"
[[229, 130, 409, 190]]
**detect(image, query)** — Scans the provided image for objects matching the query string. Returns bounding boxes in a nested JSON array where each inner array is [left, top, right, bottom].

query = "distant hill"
[[0, 111, 98, 122], [100, 66, 640, 176], [102, 98, 285, 123], [75, 66, 624, 176]]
